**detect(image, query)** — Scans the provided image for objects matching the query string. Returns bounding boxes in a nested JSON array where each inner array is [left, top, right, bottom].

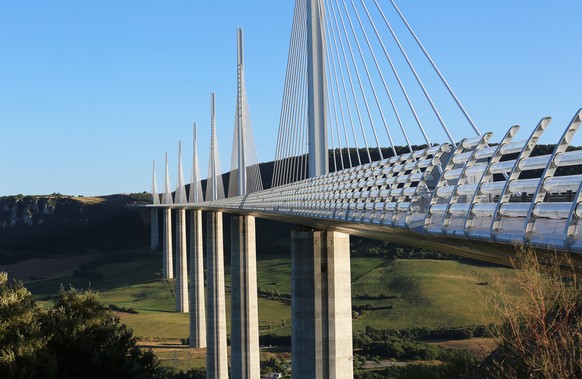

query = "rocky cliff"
[[0, 193, 150, 263]]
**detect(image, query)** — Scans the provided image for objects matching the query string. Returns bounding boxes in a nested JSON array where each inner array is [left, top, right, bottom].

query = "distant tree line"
[[355, 325, 496, 344], [349, 237, 457, 260]]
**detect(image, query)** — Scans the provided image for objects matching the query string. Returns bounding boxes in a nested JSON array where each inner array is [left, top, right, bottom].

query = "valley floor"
[[3, 247, 516, 374]]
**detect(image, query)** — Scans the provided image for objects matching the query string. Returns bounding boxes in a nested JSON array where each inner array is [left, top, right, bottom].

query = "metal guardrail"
[[163, 109, 582, 254]]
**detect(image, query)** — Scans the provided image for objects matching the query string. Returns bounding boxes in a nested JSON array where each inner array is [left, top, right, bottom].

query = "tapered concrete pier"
[[231, 215, 260, 379], [291, 229, 353, 379], [150, 209, 159, 250], [190, 209, 206, 347], [175, 208, 189, 312], [162, 208, 173, 279], [206, 211, 228, 379], [162, 153, 174, 280], [151, 160, 160, 250]]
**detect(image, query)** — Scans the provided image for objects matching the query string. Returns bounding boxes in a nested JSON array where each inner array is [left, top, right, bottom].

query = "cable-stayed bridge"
[[149, 1, 581, 378]]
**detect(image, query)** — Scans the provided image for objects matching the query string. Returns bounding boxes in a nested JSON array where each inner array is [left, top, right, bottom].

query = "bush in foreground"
[[483, 247, 582, 378], [0, 273, 162, 379]]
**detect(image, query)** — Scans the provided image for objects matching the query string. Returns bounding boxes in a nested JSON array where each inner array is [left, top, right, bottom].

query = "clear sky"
[[1, 1, 581, 196]]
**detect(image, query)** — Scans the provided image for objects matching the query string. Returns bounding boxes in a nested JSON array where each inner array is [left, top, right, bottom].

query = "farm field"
[[4, 246, 522, 374], [16, 249, 515, 340]]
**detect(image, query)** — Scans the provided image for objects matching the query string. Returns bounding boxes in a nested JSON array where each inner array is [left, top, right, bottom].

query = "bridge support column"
[[162, 208, 174, 279], [175, 209, 189, 312], [231, 215, 260, 379], [151, 208, 159, 250], [190, 209, 206, 347], [206, 211, 228, 379], [292, 229, 353, 379]]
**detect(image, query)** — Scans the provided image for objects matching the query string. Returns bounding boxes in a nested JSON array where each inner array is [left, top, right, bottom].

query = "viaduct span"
[[149, 1, 582, 378]]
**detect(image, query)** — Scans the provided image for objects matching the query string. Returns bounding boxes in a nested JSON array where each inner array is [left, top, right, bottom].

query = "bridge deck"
[[153, 110, 582, 267]]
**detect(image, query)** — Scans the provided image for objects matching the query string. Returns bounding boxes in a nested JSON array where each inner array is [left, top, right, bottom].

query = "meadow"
[[22, 248, 514, 339], [12, 245, 520, 375]]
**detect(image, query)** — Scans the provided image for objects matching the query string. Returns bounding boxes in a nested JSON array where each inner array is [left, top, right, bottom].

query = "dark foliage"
[[0, 194, 150, 264], [354, 354, 478, 379], [351, 325, 485, 378], [261, 357, 288, 375], [0, 273, 55, 378], [0, 275, 163, 379], [108, 304, 138, 314], [44, 287, 159, 379], [159, 367, 205, 379], [259, 334, 291, 347], [354, 325, 496, 349]]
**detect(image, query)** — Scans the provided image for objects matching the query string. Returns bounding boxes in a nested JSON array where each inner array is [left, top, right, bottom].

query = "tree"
[[0, 273, 55, 378], [0, 273, 163, 379], [483, 247, 582, 378], [45, 287, 160, 379]]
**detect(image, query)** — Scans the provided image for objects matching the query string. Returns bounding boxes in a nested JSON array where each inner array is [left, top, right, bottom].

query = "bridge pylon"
[[291, 3, 354, 378], [175, 142, 189, 313], [206, 93, 225, 201], [150, 160, 159, 250], [205, 95, 228, 378], [189, 124, 206, 348], [307, 0, 328, 178], [162, 152, 173, 279], [229, 28, 261, 379]]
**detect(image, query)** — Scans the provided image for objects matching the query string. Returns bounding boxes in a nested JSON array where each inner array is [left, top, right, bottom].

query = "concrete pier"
[[190, 209, 206, 348], [230, 215, 260, 379], [150, 208, 159, 250], [206, 211, 228, 379], [175, 209, 189, 312], [291, 229, 353, 379], [162, 208, 174, 279]]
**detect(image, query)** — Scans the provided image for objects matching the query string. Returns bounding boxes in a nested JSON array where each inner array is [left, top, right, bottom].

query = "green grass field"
[[25, 251, 293, 339], [351, 259, 515, 329], [17, 248, 521, 374], [23, 250, 516, 341]]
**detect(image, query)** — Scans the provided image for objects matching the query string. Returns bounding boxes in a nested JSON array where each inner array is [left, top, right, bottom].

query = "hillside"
[[17, 249, 511, 337], [0, 193, 151, 264], [0, 190, 299, 268]]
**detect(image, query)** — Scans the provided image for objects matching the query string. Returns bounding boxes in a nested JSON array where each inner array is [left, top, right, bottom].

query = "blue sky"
[[1, 1, 581, 196]]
